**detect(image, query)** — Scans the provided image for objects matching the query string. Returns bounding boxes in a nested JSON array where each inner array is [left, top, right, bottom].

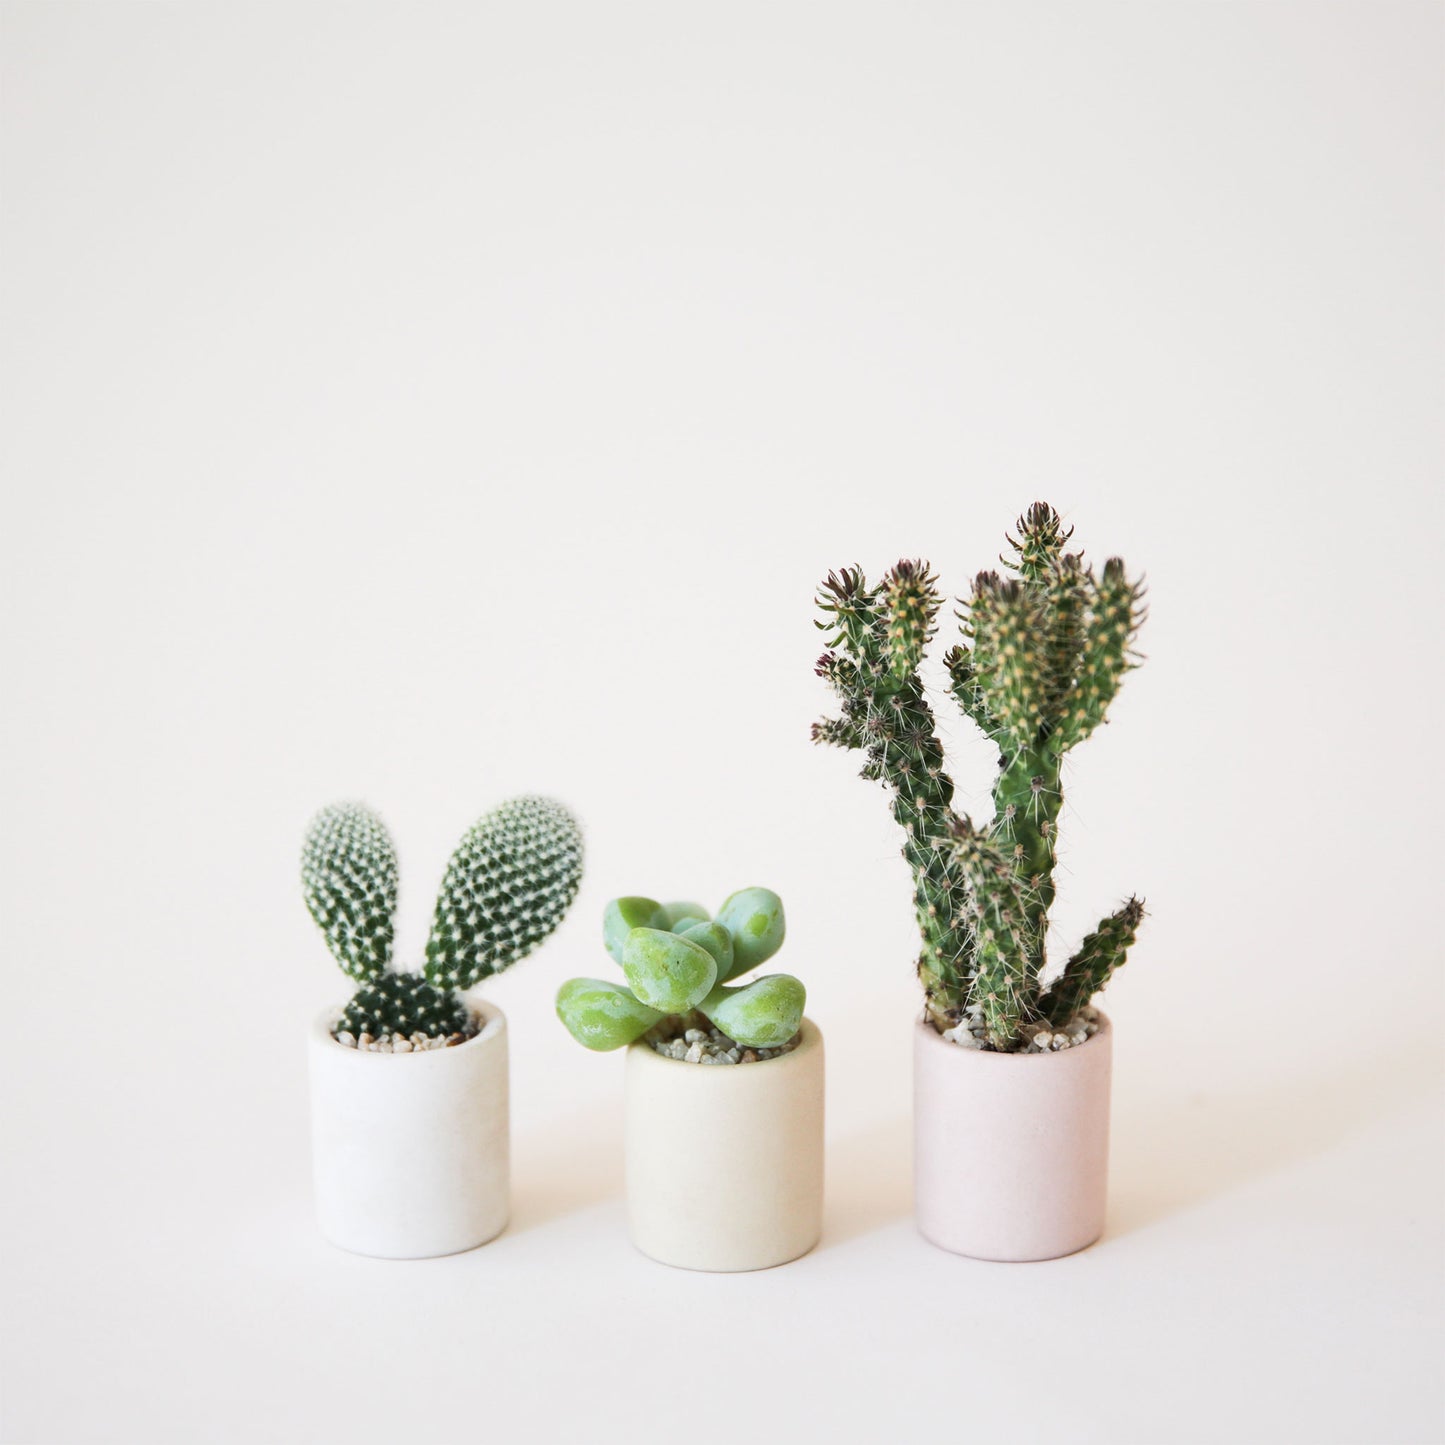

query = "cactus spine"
[[813, 503, 1146, 1051], [303, 797, 583, 1042]]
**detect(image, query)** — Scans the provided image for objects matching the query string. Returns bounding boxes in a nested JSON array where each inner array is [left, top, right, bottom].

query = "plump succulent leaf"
[[425, 795, 583, 991], [699, 974, 806, 1048], [603, 896, 669, 963], [675, 919, 734, 977], [621, 928, 718, 1013], [555, 977, 662, 1051], [302, 802, 399, 982], [714, 887, 786, 979], [660, 900, 709, 930]]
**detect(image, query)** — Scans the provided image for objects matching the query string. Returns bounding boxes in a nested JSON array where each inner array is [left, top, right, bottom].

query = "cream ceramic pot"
[[913, 1012, 1112, 1262], [624, 1018, 824, 1272], [308, 999, 509, 1259]]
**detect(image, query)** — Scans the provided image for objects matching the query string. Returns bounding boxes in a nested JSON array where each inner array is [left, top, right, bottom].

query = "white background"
[[3, 3, 1441, 1442]]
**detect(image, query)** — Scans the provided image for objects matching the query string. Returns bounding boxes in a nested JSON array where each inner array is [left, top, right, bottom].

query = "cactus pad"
[[425, 795, 584, 991], [301, 803, 398, 982]]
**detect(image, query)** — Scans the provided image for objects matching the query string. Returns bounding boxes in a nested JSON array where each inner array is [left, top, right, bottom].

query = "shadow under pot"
[[308, 999, 509, 1259], [913, 1011, 1112, 1262], [625, 1018, 824, 1272]]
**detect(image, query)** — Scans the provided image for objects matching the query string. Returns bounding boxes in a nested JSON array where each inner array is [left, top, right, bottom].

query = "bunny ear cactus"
[[557, 888, 805, 1056], [303, 797, 583, 1043], [813, 503, 1146, 1051], [424, 796, 586, 991]]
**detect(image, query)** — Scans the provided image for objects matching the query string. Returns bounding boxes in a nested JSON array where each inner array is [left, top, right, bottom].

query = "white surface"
[[2, 3, 1441, 1442], [309, 1001, 508, 1259]]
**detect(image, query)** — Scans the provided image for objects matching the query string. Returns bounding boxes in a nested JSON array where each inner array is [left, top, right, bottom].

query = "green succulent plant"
[[557, 887, 804, 1053], [812, 503, 1146, 1051], [303, 796, 584, 1040]]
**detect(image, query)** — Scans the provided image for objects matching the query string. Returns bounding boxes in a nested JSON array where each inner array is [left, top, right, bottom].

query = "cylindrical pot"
[[308, 999, 509, 1259], [624, 1018, 824, 1272], [913, 1012, 1112, 1262]]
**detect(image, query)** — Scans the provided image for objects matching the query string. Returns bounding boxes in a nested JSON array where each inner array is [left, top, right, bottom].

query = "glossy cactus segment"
[[812, 503, 1146, 1049], [622, 928, 718, 1013], [604, 896, 669, 962], [301, 803, 398, 981], [675, 919, 734, 978], [425, 795, 584, 991], [556, 977, 663, 1051], [700, 974, 806, 1049], [660, 901, 709, 930], [715, 887, 785, 979], [338, 970, 469, 1040]]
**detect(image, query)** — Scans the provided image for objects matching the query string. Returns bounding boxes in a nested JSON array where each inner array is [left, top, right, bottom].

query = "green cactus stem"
[[813, 504, 1147, 1051], [1040, 897, 1144, 1027], [338, 970, 470, 1040]]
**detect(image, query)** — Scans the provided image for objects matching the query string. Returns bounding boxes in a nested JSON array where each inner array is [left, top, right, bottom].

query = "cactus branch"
[[951, 819, 1039, 1048], [1052, 558, 1146, 752], [1041, 898, 1145, 1026], [882, 560, 941, 678]]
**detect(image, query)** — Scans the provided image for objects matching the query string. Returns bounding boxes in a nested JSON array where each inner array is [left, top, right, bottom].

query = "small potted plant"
[[812, 503, 1146, 1261], [302, 795, 583, 1259], [556, 889, 823, 1272]]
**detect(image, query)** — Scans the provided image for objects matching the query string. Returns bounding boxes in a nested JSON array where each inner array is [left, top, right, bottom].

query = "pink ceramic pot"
[[913, 1012, 1112, 1261]]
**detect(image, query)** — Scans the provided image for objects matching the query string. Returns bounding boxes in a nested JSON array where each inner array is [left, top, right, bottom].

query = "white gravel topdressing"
[[644, 1014, 800, 1065], [331, 1011, 481, 1053], [940, 1003, 1101, 1053]]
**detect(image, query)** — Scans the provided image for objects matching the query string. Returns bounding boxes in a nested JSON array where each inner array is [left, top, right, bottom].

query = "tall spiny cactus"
[[812, 503, 1145, 1051], [303, 797, 583, 1042]]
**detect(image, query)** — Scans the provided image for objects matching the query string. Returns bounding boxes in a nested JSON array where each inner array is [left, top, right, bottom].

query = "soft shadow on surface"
[[1107, 1042, 1442, 1240], [819, 1116, 913, 1249], [506, 1101, 623, 1237]]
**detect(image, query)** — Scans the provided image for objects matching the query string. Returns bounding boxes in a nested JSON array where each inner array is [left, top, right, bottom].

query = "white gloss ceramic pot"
[[624, 1018, 824, 1272], [308, 999, 509, 1259], [913, 1012, 1112, 1262]]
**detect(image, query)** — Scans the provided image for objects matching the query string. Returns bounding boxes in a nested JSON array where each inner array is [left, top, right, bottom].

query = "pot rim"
[[626, 1015, 821, 1074], [914, 1008, 1110, 1062], [311, 995, 506, 1058]]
